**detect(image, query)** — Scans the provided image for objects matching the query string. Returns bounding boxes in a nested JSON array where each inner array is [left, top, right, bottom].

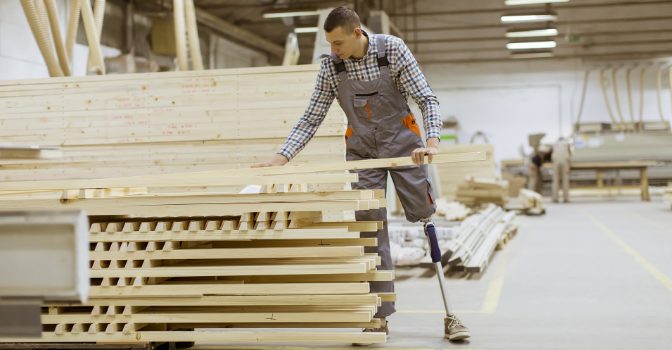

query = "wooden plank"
[[88, 264, 368, 278], [88, 283, 370, 297], [166, 320, 381, 329], [41, 311, 374, 324], [0, 153, 485, 192], [54, 294, 379, 307], [89, 246, 364, 260], [219, 271, 395, 283], [0, 330, 386, 343], [210, 238, 377, 248], [88, 229, 360, 242]]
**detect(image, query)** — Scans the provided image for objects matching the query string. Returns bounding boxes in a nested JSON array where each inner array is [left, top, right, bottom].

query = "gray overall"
[[327, 34, 437, 318]]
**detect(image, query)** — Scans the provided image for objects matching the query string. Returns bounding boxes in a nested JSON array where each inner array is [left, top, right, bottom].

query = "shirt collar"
[[348, 29, 373, 62]]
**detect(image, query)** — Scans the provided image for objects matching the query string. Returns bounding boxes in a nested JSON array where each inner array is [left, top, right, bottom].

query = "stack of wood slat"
[[455, 176, 509, 206], [0, 65, 346, 187], [518, 188, 546, 215], [436, 144, 496, 201], [419, 204, 517, 272], [0, 174, 391, 345], [435, 198, 471, 221]]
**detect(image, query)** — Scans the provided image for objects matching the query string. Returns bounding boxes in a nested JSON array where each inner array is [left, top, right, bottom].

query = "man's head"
[[323, 6, 364, 59]]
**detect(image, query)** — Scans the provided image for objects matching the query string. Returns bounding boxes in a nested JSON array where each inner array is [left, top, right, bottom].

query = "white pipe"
[[599, 68, 620, 131], [639, 66, 647, 133], [21, 0, 64, 77], [183, 0, 203, 70], [173, 0, 188, 71], [575, 70, 590, 128], [65, 0, 80, 63], [626, 66, 635, 132], [86, 0, 105, 73], [669, 66, 672, 132], [611, 67, 627, 131], [656, 64, 671, 130], [44, 0, 72, 76], [80, 0, 105, 74]]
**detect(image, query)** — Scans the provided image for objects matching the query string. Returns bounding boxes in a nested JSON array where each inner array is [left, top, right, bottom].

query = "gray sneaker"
[[445, 315, 470, 340], [352, 318, 389, 346]]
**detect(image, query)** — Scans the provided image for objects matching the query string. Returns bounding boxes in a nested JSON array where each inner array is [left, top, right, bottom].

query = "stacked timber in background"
[[455, 176, 509, 207], [0, 174, 390, 345], [0, 65, 346, 190], [435, 198, 471, 221], [518, 189, 545, 214], [436, 144, 496, 201], [419, 204, 517, 273]]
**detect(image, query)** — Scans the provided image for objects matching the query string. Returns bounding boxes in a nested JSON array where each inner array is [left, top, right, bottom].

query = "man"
[[252, 6, 470, 342], [529, 144, 552, 194], [552, 137, 571, 203]]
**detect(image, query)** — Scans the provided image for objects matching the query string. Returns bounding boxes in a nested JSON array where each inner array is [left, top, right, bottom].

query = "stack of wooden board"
[[435, 198, 471, 221], [419, 204, 517, 273], [455, 176, 509, 206], [0, 65, 346, 185], [436, 144, 496, 201], [0, 175, 391, 346], [518, 189, 545, 215]]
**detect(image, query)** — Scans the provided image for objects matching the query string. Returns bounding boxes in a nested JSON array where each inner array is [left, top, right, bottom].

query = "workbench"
[[544, 161, 657, 201]]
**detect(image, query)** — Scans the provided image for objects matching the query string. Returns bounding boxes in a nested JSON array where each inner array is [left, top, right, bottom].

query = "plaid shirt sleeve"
[[277, 59, 336, 161], [390, 38, 442, 140]]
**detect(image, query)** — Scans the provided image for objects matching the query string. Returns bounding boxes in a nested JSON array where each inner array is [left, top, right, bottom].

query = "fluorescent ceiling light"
[[501, 14, 557, 22], [506, 28, 558, 37], [507, 41, 557, 49], [295, 27, 319, 33], [506, 0, 568, 5], [511, 52, 555, 59], [263, 10, 320, 18]]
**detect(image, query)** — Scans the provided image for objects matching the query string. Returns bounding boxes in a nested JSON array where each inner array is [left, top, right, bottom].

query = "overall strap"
[[331, 53, 348, 82], [375, 35, 390, 76]]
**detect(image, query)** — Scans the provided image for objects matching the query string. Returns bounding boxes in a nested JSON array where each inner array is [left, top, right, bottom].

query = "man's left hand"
[[412, 137, 440, 165]]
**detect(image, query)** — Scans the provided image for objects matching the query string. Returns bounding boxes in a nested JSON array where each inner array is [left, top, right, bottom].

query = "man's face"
[[325, 27, 361, 59]]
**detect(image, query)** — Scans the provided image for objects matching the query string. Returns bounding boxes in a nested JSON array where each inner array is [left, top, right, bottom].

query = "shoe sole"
[[446, 331, 471, 340]]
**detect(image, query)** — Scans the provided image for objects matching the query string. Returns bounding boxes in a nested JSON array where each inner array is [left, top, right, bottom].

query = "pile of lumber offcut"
[[455, 176, 510, 206], [436, 144, 497, 201], [419, 205, 517, 273], [518, 188, 546, 215]]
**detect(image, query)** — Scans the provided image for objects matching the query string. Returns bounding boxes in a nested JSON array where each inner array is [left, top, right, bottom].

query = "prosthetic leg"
[[421, 218, 471, 340]]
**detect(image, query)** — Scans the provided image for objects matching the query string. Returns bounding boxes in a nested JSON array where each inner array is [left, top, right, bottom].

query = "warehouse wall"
[[0, 0, 68, 80], [422, 59, 672, 169]]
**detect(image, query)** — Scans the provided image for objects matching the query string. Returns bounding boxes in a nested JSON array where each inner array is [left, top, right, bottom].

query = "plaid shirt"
[[278, 32, 442, 161]]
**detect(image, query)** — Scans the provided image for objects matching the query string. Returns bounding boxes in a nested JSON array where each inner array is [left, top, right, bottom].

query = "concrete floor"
[[196, 197, 672, 350]]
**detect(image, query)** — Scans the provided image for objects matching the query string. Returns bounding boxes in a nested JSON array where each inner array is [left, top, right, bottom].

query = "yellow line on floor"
[[618, 207, 672, 233], [584, 211, 672, 294]]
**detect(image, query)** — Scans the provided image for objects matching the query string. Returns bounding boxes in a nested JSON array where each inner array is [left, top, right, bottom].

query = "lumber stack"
[[435, 198, 471, 221], [436, 144, 496, 201], [0, 65, 346, 185], [0, 175, 391, 345], [455, 176, 510, 206], [518, 188, 545, 214], [419, 204, 517, 272], [446, 205, 517, 273]]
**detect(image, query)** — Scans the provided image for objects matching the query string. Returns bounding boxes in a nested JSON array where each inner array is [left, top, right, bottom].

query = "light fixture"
[[505, 0, 568, 5], [295, 27, 319, 33], [506, 28, 558, 38], [501, 14, 557, 22], [262, 10, 320, 18], [507, 41, 556, 49], [510, 51, 555, 59]]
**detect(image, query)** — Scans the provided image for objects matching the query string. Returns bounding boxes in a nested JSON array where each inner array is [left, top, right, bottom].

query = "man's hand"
[[251, 153, 289, 168], [411, 137, 440, 165]]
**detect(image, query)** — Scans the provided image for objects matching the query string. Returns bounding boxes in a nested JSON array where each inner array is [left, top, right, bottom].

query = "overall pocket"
[[402, 113, 422, 138], [353, 92, 377, 118]]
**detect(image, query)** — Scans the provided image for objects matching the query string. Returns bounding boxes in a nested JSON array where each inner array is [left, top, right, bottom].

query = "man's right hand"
[[251, 153, 289, 168]]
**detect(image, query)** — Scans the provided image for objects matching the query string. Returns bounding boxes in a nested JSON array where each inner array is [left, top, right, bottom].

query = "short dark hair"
[[323, 6, 360, 33]]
